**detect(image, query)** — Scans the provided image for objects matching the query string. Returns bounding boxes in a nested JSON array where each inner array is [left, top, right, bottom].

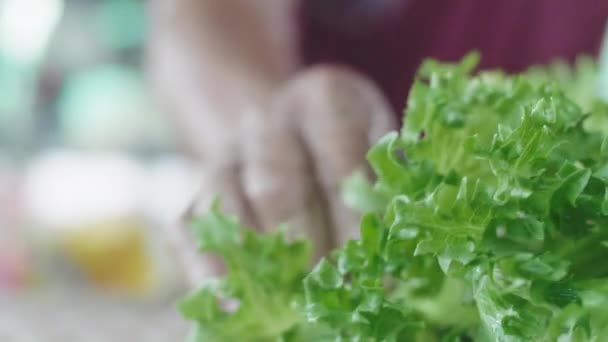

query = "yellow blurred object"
[[58, 217, 155, 295]]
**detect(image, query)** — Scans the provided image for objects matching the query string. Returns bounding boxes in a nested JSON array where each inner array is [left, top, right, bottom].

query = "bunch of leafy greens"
[[181, 53, 608, 341], [178, 201, 331, 341]]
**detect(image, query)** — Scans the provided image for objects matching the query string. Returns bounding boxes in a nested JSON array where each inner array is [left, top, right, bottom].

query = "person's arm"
[[146, 0, 396, 286], [146, 0, 299, 159]]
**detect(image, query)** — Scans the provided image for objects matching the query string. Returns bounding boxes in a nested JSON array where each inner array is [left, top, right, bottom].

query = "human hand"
[[171, 66, 396, 285], [146, 0, 395, 285]]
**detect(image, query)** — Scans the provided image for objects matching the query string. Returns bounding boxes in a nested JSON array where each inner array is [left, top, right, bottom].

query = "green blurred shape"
[[0, 59, 29, 116], [94, 0, 146, 50], [0, 57, 36, 145], [598, 23, 608, 102], [57, 64, 172, 149]]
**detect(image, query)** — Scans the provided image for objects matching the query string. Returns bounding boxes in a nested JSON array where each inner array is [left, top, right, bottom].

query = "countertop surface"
[[0, 290, 189, 341]]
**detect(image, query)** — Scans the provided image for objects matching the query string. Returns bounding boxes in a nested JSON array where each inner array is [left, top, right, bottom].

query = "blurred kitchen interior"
[[0, 0, 194, 339]]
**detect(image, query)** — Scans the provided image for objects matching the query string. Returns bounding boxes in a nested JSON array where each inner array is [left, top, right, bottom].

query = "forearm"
[[146, 0, 299, 157]]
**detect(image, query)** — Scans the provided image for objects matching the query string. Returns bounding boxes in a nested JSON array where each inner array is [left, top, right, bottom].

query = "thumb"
[[168, 162, 254, 287]]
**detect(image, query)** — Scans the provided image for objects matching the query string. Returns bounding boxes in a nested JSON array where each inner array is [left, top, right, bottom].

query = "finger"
[[189, 161, 259, 227], [292, 66, 396, 246], [167, 162, 255, 286], [241, 107, 335, 261]]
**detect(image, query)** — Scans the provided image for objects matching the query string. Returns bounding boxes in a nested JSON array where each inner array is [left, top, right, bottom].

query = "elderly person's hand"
[[146, 0, 395, 286]]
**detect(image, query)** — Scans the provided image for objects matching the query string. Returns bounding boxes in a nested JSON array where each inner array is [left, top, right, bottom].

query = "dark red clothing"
[[298, 0, 608, 122]]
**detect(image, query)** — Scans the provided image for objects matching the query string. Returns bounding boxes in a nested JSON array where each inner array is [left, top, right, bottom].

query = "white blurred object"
[[0, 0, 64, 64], [142, 156, 199, 225], [23, 150, 198, 296], [24, 150, 143, 230], [140, 156, 200, 295], [24, 150, 199, 229]]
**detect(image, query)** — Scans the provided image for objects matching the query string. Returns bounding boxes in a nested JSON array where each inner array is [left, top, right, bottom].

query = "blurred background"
[[0, 0, 606, 341], [0, 0, 194, 340]]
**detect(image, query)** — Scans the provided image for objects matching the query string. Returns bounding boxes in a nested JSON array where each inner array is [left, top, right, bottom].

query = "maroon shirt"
[[299, 0, 608, 122]]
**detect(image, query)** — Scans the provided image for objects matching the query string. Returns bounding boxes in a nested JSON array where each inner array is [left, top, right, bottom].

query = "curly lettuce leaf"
[[181, 51, 608, 342], [305, 53, 608, 341], [179, 200, 330, 341]]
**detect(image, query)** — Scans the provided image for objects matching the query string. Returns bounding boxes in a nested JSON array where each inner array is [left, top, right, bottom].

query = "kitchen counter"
[[0, 291, 189, 341]]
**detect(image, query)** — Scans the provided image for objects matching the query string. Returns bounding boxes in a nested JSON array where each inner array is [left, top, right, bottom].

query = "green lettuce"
[[181, 54, 608, 341], [307, 53, 608, 341], [179, 200, 332, 341]]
